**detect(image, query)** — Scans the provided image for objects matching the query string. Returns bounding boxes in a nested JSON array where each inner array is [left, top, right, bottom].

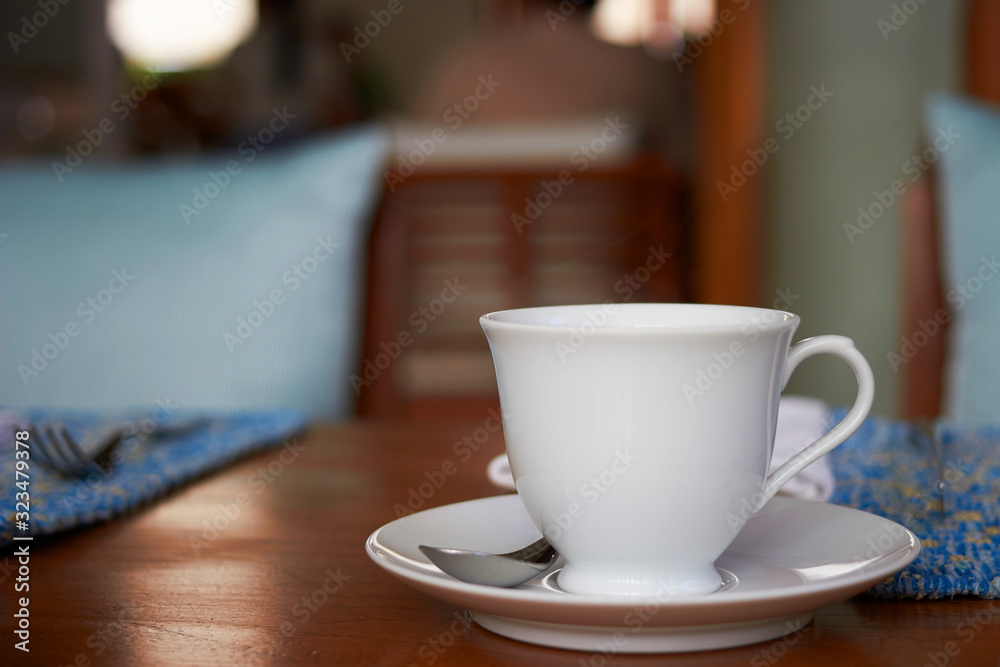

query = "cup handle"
[[752, 335, 875, 512]]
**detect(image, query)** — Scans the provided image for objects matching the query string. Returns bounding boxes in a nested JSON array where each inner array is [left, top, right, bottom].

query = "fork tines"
[[22, 423, 100, 477]]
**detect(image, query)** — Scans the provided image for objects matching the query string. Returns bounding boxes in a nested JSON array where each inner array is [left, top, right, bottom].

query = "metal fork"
[[20, 418, 211, 478], [912, 418, 947, 519]]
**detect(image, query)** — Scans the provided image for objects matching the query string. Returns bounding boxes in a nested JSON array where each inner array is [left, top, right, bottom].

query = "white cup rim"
[[480, 303, 800, 335]]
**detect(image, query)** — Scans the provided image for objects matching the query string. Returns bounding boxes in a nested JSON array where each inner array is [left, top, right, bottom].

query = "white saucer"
[[366, 495, 919, 653]]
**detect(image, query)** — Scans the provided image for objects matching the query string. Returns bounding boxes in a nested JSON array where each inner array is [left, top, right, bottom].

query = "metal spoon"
[[418, 537, 558, 587]]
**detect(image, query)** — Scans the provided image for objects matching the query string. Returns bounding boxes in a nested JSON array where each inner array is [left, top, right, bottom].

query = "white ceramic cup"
[[480, 303, 874, 598]]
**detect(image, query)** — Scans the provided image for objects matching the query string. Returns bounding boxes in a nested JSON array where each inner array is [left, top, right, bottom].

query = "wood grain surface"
[[3, 421, 998, 666]]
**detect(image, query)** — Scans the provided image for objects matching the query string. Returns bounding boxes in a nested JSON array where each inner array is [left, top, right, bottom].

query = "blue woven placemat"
[[0, 409, 308, 548], [829, 410, 1000, 599]]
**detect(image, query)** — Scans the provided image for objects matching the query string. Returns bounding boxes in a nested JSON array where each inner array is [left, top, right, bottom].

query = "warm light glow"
[[668, 0, 716, 34], [592, 0, 716, 48], [592, 0, 649, 46], [106, 0, 258, 71]]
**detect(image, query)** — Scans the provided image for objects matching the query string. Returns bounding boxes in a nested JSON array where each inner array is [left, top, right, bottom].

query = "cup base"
[[556, 562, 723, 599]]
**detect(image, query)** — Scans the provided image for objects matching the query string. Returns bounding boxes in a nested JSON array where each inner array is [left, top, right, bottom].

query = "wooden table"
[[5, 421, 999, 666]]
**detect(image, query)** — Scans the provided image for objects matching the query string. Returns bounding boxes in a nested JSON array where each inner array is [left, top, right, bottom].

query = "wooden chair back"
[[357, 157, 689, 420], [902, 0, 1000, 418]]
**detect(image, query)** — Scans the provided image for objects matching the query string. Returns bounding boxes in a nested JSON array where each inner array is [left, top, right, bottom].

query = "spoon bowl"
[[418, 537, 558, 587]]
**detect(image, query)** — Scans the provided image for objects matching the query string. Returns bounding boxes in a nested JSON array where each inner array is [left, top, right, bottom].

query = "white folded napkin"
[[770, 396, 835, 501], [486, 396, 835, 502]]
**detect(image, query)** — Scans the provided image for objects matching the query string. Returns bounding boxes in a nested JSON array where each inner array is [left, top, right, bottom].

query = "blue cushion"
[[0, 125, 387, 418], [926, 94, 1000, 424]]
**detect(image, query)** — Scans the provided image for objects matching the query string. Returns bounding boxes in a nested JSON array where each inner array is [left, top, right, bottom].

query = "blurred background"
[[0, 0, 980, 420]]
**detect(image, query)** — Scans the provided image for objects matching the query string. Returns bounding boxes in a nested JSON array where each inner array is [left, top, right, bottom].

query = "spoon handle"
[[503, 537, 556, 563]]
